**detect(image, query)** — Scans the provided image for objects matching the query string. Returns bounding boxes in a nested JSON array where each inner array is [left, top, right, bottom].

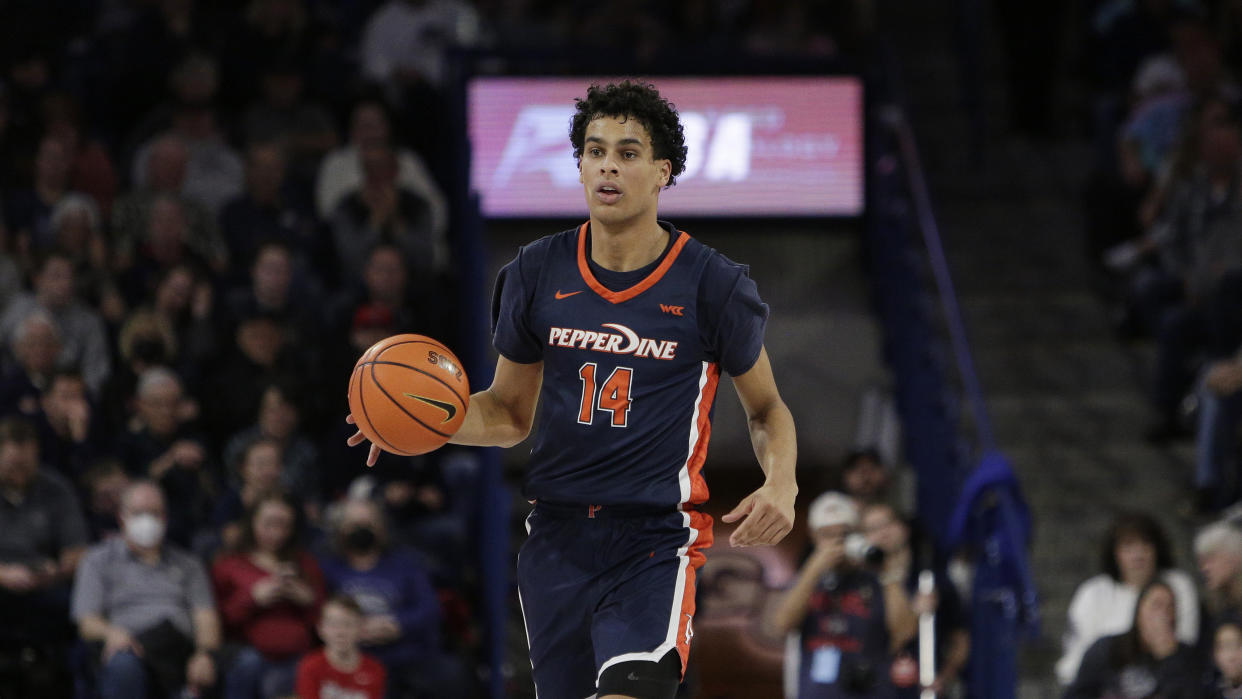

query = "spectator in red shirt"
[[296, 595, 387, 699], [213, 492, 324, 699]]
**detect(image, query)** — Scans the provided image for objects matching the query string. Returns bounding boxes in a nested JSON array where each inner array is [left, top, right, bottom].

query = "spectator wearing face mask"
[[71, 480, 221, 699], [316, 496, 473, 698]]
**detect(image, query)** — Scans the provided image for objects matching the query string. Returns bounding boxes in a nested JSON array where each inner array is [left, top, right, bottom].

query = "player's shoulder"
[[503, 225, 579, 275], [670, 228, 750, 280]]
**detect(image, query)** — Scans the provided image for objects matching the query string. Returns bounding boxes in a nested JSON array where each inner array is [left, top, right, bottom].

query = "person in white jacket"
[[1056, 511, 1201, 685], [315, 100, 447, 240]]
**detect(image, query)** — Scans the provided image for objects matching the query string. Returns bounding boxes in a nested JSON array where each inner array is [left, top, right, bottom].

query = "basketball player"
[[348, 81, 797, 699]]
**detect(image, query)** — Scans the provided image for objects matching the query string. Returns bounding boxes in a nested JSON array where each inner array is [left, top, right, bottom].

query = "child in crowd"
[[1215, 617, 1242, 698], [295, 595, 386, 699]]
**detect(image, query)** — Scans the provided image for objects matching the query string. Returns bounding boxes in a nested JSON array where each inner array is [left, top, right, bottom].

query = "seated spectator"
[[98, 309, 179, 435], [147, 262, 219, 384], [328, 243, 451, 374], [213, 492, 324, 699], [1198, 522, 1242, 622], [0, 311, 62, 417], [80, 459, 130, 541], [205, 309, 301, 444], [315, 100, 447, 238], [327, 142, 440, 285], [1064, 580, 1203, 698], [1212, 616, 1242, 697], [33, 369, 98, 480], [840, 447, 910, 515], [318, 496, 472, 698], [48, 193, 125, 323], [0, 251, 111, 394], [770, 492, 918, 699], [377, 459, 463, 586], [360, 0, 480, 91], [111, 134, 227, 276], [223, 381, 321, 514], [4, 135, 75, 258], [296, 594, 387, 699], [0, 416, 88, 698], [1196, 334, 1242, 510], [1141, 99, 1242, 439], [117, 194, 218, 306], [1056, 511, 1200, 685], [211, 438, 289, 552], [41, 91, 119, 219], [224, 240, 322, 356], [131, 105, 244, 217], [240, 61, 337, 186], [219, 144, 320, 283], [116, 367, 214, 548], [860, 503, 970, 697], [71, 480, 220, 699]]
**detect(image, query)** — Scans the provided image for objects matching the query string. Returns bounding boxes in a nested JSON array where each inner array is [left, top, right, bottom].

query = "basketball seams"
[[361, 359, 469, 408], [371, 340, 470, 405], [368, 361, 454, 440], [355, 364, 415, 456]]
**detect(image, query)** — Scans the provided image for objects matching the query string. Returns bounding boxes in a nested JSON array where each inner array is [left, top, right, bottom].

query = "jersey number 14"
[[577, 362, 633, 427]]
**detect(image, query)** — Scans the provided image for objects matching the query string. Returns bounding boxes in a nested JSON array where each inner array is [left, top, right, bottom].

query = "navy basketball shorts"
[[516, 501, 713, 698]]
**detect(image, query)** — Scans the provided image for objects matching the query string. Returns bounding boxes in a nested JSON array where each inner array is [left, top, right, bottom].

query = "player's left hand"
[[721, 481, 796, 547], [345, 414, 381, 466]]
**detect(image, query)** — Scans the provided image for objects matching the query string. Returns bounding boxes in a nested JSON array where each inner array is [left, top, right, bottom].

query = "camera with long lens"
[[844, 533, 885, 568]]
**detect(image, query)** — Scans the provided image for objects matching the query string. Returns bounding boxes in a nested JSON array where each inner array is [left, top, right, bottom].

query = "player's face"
[[578, 116, 671, 229]]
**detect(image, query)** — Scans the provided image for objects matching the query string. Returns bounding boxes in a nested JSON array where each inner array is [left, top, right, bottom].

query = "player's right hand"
[[345, 414, 380, 467]]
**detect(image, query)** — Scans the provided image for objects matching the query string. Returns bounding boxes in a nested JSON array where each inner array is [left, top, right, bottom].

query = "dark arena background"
[[0, 1, 1229, 698]]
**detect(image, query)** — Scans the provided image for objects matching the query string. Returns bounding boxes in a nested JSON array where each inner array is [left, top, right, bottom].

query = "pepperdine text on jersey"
[[547, 323, 679, 360]]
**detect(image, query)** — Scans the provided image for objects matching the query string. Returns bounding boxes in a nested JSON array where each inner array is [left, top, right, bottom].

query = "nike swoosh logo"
[[555, 290, 583, 299], [402, 392, 457, 423]]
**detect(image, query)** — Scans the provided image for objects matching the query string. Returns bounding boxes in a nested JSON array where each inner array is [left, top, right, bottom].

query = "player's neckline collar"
[[576, 222, 690, 304]]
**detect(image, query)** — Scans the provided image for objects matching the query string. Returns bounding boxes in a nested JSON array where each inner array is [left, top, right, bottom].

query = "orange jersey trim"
[[676, 510, 713, 676], [576, 222, 691, 305], [685, 363, 720, 506]]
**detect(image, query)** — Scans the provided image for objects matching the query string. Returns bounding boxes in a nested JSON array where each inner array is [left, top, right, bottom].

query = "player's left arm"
[[721, 346, 797, 547]]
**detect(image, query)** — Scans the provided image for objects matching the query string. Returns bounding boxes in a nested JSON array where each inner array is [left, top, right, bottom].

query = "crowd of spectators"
[[1086, 0, 1242, 497]]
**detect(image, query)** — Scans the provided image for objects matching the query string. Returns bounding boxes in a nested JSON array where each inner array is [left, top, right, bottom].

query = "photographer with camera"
[[860, 503, 970, 697], [771, 492, 918, 698]]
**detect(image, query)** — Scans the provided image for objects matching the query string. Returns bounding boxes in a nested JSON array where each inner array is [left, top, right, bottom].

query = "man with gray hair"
[[71, 480, 219, 698], [0, 311, 62, 417], [116, 367, 212, 547], [1197, 520, 1242, 620], [0, 251, 110, 394]]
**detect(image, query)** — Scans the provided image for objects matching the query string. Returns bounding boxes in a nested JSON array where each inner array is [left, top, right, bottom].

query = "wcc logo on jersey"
[[548, 323, 678, 360]]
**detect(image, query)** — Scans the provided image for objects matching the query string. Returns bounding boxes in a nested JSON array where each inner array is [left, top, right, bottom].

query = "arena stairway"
[[879, 3, 1200, 697]]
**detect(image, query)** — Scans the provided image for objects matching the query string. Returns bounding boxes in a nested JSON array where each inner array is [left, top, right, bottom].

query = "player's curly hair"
[[569, 81, 688, 187]]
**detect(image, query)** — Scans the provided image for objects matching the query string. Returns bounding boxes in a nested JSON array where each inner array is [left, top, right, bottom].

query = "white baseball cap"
[[807, 491, 859, 531]]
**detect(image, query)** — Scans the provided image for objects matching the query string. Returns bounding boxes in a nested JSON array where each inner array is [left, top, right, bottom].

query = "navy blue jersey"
[[491, 221, 768, 507]]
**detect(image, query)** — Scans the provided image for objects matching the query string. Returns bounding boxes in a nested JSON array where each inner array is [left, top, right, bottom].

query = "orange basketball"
[[347, 334, 470, 456]]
